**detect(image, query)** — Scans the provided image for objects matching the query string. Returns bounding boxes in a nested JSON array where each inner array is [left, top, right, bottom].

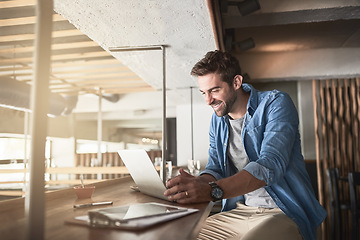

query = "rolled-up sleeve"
[[200, 169, 223, 180], [243, 161, 270, 183]]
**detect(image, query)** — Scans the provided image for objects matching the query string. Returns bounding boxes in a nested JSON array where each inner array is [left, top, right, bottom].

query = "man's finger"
[[179, 168, 193, 177], [164, 184, 181, 196], [166, 174, 181, 188], [166, 190, 191, 202]]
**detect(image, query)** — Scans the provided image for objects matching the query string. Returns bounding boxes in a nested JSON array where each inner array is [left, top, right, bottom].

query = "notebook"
[[118, 149, 169, 201]]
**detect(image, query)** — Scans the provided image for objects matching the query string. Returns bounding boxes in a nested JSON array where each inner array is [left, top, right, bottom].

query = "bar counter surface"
[[0, 177, 214, 240]]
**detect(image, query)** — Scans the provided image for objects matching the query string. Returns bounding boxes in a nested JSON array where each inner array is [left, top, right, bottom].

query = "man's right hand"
[[164, 168, 215, 204]]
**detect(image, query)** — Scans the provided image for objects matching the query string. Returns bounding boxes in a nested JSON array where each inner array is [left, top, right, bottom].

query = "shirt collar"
[[242, 83, 257, 116], [222, 83, 257, 121]]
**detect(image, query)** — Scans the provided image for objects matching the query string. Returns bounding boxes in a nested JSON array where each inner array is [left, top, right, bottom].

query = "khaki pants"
[[197, 203, 303, 240]]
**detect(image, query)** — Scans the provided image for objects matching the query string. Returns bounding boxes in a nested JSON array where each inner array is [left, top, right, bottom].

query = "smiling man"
[[164, 50, 326, 240]]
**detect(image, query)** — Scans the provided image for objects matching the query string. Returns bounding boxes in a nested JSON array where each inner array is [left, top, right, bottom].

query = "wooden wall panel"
[[313, 78, 360, 239], [74, 150, 162, 180]]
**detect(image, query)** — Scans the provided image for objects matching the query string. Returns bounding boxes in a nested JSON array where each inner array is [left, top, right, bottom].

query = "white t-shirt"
[[228, 116, 277, 208]]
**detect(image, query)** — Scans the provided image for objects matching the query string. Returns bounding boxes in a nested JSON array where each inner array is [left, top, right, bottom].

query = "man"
[[164, 50, 326, 240]]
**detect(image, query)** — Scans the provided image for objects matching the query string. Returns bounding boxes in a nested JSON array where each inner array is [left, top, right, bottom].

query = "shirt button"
[[224, 143, 226, 146]]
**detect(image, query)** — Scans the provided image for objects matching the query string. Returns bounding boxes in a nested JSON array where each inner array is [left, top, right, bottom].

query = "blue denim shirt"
[[201, 84, 326, 240]]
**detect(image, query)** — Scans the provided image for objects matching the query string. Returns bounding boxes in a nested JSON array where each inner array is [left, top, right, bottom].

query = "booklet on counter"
[[66, 202, 199, 230]]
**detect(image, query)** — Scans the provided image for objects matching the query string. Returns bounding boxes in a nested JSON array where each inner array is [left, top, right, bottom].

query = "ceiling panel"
[[0, 0, 154, 97]]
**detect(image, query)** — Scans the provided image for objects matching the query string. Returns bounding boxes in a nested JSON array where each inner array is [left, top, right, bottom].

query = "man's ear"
[[233, 75, 243, 90]]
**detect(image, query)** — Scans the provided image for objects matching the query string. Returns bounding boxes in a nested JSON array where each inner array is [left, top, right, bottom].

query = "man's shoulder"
[[244, 83, 286, 102], [247, 87, 294, 115], [255, 88, 291, 104]]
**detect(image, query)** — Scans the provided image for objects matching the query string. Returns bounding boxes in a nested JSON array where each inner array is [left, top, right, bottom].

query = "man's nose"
[[205, 93, 213, 105]]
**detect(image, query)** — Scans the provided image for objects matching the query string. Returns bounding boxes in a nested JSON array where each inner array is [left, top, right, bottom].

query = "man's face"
[[197, 73, 237, 117]]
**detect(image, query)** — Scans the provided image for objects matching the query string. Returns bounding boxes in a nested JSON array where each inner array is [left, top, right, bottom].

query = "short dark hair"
[[190, 50, 242, 85]]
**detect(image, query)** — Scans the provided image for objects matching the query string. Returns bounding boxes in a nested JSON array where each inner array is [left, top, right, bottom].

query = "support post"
[[25, 1, 53, 240], [97, 88, 103, 177], [109, 45, 167, 184], [160, 46, 167, 183], [190, 87, 194, 160]]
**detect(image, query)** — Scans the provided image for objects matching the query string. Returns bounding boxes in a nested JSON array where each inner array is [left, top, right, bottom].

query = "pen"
[[73, 201, 113, 208]]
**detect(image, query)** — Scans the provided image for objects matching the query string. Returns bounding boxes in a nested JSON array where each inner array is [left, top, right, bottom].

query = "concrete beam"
[[237, 47, 360, 81], [224, 6, 360, 29]]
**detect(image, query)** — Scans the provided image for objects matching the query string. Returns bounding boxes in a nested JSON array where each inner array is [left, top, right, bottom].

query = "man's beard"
[[213, 92, 237, 117]]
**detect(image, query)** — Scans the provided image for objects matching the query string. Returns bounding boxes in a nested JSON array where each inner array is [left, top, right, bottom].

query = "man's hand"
[[164, 168, 214, 204]]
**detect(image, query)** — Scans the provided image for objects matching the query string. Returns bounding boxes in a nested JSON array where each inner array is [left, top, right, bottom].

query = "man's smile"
[[211, 101, 223, 110]]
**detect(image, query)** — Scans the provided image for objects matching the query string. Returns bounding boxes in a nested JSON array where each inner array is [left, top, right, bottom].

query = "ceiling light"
[[0, 77, 68, 116], [142, 137, 158, 145], [224, 31, 255, 52], [235, 38, 255, 51], [221, 0, 261, 15], [237, 0, 260, 16]]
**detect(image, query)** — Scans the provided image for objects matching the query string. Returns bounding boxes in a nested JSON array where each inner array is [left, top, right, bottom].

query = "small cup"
[[73, 185, 95, 199]]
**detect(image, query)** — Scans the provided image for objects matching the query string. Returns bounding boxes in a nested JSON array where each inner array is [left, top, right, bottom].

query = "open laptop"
[[118, 149, 169, 201]]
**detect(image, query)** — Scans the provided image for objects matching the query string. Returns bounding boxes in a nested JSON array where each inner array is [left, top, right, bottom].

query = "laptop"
[[118, 149, 169, 201]]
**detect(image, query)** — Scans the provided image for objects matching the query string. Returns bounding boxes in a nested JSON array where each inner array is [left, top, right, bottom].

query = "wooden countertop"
[[0, 177, 214, 240]]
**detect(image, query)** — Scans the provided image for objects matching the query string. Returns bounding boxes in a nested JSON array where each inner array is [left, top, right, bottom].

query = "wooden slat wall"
[[313, 78, 360, 239], [0, 150, 163, 197], [75, 150, 162, 179]]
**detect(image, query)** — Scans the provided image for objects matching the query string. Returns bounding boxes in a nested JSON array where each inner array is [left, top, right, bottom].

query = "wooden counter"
[[0, 177, 214, 240]]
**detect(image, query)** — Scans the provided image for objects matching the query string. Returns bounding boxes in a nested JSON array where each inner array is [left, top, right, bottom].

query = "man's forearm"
[[217, 170, 266, 199]]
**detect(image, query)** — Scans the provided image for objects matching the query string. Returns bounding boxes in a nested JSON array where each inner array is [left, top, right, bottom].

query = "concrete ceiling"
[[53, 0, 217, 108], [1, 0, 360, 140]]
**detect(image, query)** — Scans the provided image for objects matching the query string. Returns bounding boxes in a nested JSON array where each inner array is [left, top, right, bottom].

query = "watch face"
[[209, 182, 223, 201], [212, 188, 223, 198], [211, 185, 223, 200]]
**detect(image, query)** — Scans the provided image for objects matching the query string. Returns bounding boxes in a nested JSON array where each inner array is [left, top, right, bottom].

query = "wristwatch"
[[209, 182, 224, 202]]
